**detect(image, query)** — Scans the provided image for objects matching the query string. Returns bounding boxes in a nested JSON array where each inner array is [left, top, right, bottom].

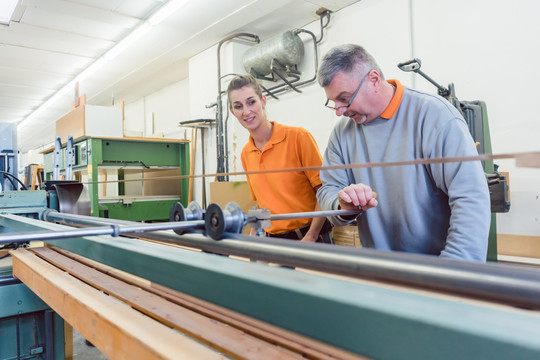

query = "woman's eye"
[[248, 100, 255, 105], [234, 105, 242, 110]]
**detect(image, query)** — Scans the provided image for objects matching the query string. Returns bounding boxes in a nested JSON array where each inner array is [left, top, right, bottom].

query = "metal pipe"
[[40, 211, 540, 310], [0, 276, 20, 286], [265, 208, 361, 221], [0, 217, 205, 245], [216, 33, 259, 181]]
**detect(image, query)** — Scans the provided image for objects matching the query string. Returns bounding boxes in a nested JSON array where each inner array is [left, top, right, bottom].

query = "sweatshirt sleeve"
[[317, 123, 359, 226], [426, 118, 491, 261]]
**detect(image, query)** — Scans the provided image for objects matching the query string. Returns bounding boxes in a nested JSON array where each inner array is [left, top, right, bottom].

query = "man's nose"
[[336, 106, 348, 116]]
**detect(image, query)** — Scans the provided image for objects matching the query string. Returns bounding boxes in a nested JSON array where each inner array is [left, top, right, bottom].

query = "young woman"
[[227, 74, 331, 243]]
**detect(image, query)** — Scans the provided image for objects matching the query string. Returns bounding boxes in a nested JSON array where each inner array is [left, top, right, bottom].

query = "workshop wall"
[[123, 0, 540, 238], [124, 79, 190, 138]]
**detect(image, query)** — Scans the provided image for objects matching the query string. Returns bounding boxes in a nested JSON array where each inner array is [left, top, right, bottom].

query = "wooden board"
[[51, 246, 363, 360], [497, 234, 540, 258], [11, 247, 363, 359], [11, 248, 226, 360], [55, 105, 85, 143]]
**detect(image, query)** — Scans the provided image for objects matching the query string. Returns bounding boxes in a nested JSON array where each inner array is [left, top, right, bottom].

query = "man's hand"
[[338, 183, 378, 211]]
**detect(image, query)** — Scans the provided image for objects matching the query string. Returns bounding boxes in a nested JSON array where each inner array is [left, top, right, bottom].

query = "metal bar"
[[0, 276, 20, 286], [33, 211, 540, 310], [264, 208, 361, 222], [66, 136, 73, 181], [0, 218, 204, 245], [53, 136, 61, 181]]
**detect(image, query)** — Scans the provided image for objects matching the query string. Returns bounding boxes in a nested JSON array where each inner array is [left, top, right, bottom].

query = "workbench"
[[42, 136, 190, 221]]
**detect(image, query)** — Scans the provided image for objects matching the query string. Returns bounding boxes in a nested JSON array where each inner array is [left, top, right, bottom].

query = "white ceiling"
[[0, 0, 359, 152]]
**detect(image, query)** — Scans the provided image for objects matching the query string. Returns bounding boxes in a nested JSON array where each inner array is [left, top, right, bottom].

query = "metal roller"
[[169, 201, 205, 235], [205, 202, 247, 240], [13, 211, 540, 310], [243, 30, 304, 76]]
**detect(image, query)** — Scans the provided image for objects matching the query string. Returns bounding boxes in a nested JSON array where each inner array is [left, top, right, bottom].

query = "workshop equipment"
[[0, 189, 67, 360], [398, 58, 510, 261], [1, 205, 540, 359], [0, 123, 18, 191], [243, 30, 305, 77], [1, 171, 540, 359], [169, 200, 362, 239], [42, 136, 190, 221]]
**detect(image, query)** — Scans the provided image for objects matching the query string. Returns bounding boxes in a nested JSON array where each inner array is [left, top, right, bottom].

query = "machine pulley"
[[169, 201, 205, 235]]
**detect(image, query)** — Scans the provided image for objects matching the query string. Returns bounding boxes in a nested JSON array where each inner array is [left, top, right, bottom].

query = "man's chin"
[[351, 114, 368, 124]]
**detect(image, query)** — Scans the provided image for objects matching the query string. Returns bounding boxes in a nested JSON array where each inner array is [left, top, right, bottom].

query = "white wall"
[[123, 0, 540, 236], [124, 79, 191, 138]]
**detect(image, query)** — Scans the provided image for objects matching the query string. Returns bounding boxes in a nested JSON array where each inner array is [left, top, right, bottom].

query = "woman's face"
[[229, 85, 267, 131]]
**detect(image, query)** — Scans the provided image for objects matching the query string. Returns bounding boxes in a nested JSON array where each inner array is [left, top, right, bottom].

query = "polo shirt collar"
[[380, 79, 404, 119], [246, 121, 285, 152]]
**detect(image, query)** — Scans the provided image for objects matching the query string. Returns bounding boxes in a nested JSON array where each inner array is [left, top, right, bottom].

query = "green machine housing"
[[42, 137, 190, 221], [0, 190, 65, 360]]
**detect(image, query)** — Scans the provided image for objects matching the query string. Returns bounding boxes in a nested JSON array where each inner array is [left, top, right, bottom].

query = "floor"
[[73, 329, 109, 360]]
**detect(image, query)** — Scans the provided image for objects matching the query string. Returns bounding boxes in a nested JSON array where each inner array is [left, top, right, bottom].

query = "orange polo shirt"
[[241, 122, 323, 234]]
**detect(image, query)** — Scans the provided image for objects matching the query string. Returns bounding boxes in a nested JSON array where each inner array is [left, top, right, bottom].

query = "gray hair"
[[318, 44, 384, 87]]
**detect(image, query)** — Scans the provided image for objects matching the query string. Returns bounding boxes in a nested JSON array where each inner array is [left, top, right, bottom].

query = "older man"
[[316, 44, 490, 261]]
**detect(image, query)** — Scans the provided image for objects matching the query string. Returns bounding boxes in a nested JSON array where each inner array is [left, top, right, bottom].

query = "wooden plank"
[[53, 247, 366, 360], [56, 105, 85, 143], [515, 152, 540, 168], [64, 322, 73, 360], [498, 234, 540, 258], [11, 248, 226, 360], [31, 247, 303, 360]]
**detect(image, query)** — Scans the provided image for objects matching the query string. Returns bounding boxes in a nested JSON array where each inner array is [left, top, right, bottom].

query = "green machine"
[[0, 185, 539, 358], [0, 201, 540, 359], [398, 59, 510, 261], [42, 136, 190, 221], [0, 190, 65, 360]]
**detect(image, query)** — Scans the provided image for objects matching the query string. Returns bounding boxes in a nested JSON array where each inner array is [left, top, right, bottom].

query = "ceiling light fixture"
[[17, 0, 191, 130], [148, 0, 190, 25], [0, 0, 19, 25]]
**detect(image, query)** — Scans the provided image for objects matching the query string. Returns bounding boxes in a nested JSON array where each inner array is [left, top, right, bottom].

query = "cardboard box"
[[56, 104, 123, 143], [497, 234, 540, 258], [143, 169, 182, 197], [210, 181, 257, 234], [332, 224, 361, 247]]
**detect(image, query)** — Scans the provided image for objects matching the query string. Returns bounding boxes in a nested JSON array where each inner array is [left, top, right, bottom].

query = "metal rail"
[[0, 217, 204, 245], [38, 211, 540, 310]]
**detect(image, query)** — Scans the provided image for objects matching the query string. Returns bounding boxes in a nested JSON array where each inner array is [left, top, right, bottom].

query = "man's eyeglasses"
[[324, 70, 371, 112]]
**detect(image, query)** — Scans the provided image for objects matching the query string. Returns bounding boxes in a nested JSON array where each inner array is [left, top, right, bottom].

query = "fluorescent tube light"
[[18, 0, 187, 130], [148, 0, 190, 25], [0, 0, 19, 25], [104, 22, 152, 61]]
